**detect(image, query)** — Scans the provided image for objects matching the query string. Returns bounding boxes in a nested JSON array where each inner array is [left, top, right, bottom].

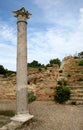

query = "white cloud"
[[0, 20, 16, 45], [0, 4, 83, 71], [28, 7, 83, 64], [28, 28, 68, 64], [0, 43, 16, 70], [35, 0, 61, 10], [0, 19, 16, 70], [34, 0, 77, 27]]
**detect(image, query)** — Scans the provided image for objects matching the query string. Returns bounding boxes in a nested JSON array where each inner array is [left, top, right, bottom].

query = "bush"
[[79, 60, 83, 66], [28, 60, 45, 68], [55, 86, 70, 103], [50, 58, 61, 67], [28, 92, 36, 103], [57, 79, 68, 86], [74, 56, 79, 59]]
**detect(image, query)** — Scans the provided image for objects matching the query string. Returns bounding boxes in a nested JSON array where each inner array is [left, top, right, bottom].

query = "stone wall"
[[0, 66, 59, 107], [0, 74, 16, 100], [28, 67, 58, 100], [0, 74, 16, 110], [0, 56, 83, 110]]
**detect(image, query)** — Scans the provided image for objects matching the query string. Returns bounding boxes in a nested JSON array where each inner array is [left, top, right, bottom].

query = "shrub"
[[49, 58, 61, 67], [55, 86, 70, 103], [74, 56, 79, 59], [79, 60, 83, 66], [57, 79, 68, 86], [46, 64, 53, 67], [28, 92, 36, 103], [28, 60, 45, 68]]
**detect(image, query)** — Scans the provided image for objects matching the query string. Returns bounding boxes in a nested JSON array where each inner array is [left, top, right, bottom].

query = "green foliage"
[[55, 78, 70, 104], [46, 64, 53, 67], [28, 58, 61, 68], [57, 79, 68, 86], [79, 60, 83, 66], [50, 58, 61, 67], [78, 51, 83, 58], [74, 56, 79, 59], [55, 86, 71, 103], [28, 60, 45, 68], [0, 65, 7, 75], [28, 92, 36, 103], [74, 51, 83, 59], [0, 65, 16, 77]]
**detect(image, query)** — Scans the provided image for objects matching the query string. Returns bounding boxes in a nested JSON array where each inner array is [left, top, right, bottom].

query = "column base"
[[11, 113, 34, 122]]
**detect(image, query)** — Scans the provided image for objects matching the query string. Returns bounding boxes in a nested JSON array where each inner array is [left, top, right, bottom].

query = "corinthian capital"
[[13, 7, 31, 19]]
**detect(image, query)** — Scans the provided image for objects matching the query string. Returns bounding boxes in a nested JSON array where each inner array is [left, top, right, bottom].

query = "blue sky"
[[0, 0, 83, 70]]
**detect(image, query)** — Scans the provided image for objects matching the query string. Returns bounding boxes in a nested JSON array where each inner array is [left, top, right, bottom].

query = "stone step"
[[70, 97, 83, 101], [71, 82, 83, 85], [76, 101, 83, 105], [71, 89, 83, 93], [71, 93, 83, 97], [69, 100, 83, 105], [70, 86, 83, 89]]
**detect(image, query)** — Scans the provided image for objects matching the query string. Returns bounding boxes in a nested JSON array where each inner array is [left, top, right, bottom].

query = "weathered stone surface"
[[0, 56, 83, 108], [0, 66, 58, 102], [59, 56, 83, 104], [0, 74, 16, 100]]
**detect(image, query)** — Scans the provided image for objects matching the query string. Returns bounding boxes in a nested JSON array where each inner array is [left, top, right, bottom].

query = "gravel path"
[[18, 101, 83, 130]]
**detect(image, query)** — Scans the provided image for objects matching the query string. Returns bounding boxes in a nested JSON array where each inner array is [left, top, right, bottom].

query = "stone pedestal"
[[11, 7, 33, 122], [11, 113, 33, 122]]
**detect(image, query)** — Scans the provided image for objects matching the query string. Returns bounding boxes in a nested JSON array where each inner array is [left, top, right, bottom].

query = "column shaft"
[[16, 21, 28, 114]]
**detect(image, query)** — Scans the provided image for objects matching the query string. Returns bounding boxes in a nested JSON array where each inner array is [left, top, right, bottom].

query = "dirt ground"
[[17, 101, 83, 130]]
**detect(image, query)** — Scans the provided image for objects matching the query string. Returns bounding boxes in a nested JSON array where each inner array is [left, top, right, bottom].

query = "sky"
[[0, 0, 83, 70]]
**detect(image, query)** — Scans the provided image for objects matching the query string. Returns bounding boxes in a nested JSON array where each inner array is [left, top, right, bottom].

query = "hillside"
[[0, 56, 83, 111]]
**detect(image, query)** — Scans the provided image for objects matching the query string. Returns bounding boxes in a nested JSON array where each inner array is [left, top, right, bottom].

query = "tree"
[[0, 65, 16, 76], [49, 58, 61, 67], [78, 51, 83, 58], [0, 65, 7, 74], [28, 60, 44, 68]]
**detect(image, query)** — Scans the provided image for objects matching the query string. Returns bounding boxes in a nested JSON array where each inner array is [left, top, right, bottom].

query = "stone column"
[[11, 7, 33, 122]]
